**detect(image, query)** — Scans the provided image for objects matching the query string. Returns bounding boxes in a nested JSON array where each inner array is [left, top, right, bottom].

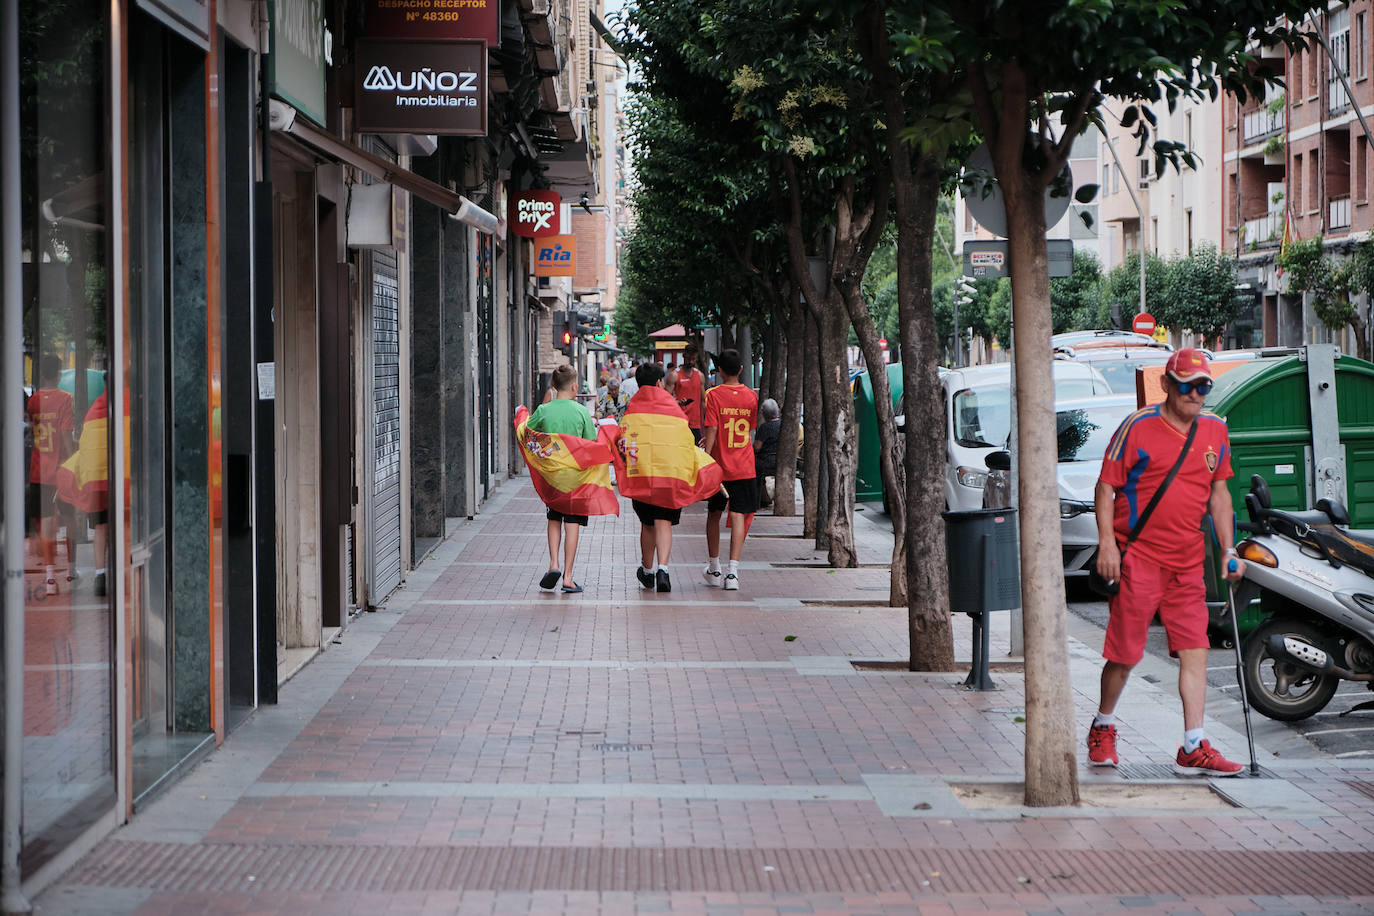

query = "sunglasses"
[[1175, 380, 1212, 396]]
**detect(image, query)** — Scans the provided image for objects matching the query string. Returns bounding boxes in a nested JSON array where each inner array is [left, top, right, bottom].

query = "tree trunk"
[[817, 303, 857, 567], [991, 92, 1080, 809], [858, 1, 954, 669], [1351, 312, 1370, 361], [764, 308, 784, 403], [801, 308, 823, 539], [774, 293, 805, 518], [839, 281, 907, 604]]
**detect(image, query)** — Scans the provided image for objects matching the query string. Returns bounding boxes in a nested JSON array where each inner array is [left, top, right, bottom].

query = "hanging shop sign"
[[365, 0, 500, 45], [356, 39, 487, 136], [532, 235, 577, 277], [510, 190, 562, 238], [268, 0, 328, 127]]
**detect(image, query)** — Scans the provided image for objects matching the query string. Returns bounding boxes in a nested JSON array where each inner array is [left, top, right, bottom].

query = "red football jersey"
[[27, 387, 74, 484], [1099, 406, 1234, 571], [674, 366, 704, 429], [703, 383, 758, 480]]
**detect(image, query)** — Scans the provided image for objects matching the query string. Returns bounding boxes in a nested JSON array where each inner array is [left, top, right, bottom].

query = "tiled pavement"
[[33, 481, 1374, 915]]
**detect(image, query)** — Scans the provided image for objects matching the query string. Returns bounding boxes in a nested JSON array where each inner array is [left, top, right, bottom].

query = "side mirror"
[[984, 450, 1011, 471]]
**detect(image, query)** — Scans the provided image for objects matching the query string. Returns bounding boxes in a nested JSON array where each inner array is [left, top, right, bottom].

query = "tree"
[[1103, 251, 1170, 329], [1279, 237, 1371, 360], [1049, 250, 1103, 334], [1162, 243, 1243, 346], [943, 0, 1316, 808]]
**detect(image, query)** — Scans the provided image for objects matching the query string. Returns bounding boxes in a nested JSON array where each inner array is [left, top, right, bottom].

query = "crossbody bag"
[[1089, 417, 1199, 598]]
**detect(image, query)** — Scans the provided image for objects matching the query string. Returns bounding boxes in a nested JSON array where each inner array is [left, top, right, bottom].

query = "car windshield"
[[1057, 403, 1133, 463], [1085, 356, 1169, 394], [953, 376, 1103, 447]]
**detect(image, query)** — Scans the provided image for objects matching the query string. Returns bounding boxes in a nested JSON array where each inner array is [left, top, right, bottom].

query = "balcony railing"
[[1242, 108, 1284, 144], [1242, 211, 1284, 247], [1329, 195, 1352, 230], [1330, 78, 1351, 115]]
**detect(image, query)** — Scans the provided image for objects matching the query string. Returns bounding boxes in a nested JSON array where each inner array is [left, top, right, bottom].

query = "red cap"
[[1165, 348, 1213, 383]]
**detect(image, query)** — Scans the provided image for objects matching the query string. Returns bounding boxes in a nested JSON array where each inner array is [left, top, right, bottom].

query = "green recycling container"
[[853, 363, 904, 504]]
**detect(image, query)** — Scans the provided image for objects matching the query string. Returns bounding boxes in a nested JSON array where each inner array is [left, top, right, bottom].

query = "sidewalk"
[[35, 480, 1374, 915]]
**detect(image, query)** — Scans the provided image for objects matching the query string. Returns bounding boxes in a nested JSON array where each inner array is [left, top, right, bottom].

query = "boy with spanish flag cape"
[[611, 362, 722, 593], [515, 365, 618, 594]]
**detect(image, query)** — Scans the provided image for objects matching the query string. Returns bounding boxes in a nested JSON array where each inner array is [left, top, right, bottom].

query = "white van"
[[942, 361, 1110, 510]]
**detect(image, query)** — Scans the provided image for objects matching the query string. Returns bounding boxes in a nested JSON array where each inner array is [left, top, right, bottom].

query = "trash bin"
[[943, 508, 1020, 689]]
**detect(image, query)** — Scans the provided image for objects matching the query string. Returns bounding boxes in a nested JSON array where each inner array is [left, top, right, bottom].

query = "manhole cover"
[[1117, 763, 1276, 780]]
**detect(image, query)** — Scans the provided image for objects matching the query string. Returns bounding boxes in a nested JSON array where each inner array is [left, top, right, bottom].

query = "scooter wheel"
[[1241, 618, 1340, 722]]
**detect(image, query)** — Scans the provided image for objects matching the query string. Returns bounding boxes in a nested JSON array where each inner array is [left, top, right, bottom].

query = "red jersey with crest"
[[674, 366, 705, 429], [1099, 406, 1233, 571], [27, 387, 74, 484], [703, 383, 758, 481]]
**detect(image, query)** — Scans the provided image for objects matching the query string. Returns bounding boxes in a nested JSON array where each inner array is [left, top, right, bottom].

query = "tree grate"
[[1116, 762, 1276, 780]]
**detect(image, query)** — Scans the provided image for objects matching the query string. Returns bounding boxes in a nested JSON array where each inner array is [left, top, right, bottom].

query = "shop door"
[[369, 249, 403, 601]]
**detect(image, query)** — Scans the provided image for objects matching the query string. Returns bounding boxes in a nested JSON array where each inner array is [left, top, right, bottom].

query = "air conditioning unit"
[[1137, 159, 1151, 189]]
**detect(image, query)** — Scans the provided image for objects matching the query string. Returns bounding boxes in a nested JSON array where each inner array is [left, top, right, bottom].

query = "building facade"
[[1, 0, 611, 903]]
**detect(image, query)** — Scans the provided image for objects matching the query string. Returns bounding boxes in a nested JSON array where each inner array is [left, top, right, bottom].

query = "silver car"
[[1054, 394, 1138, 577]]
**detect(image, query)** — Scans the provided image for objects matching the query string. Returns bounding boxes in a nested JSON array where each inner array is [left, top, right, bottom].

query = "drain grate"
[[592, 743, 651, 752], [1343, 780, 1374, 801], [1117, 763, 1276, 780]]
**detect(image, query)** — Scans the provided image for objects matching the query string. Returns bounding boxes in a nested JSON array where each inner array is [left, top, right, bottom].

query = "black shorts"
[[690, 427, 702, 445], [708, 477, 759, 516], [27, 483, 56, 519], [632, 499, 682, 527], [546, 508, 589, 526]]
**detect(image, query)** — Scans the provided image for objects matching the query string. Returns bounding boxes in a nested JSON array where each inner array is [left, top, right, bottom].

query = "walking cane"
[[1224, 556, 1260, 776]]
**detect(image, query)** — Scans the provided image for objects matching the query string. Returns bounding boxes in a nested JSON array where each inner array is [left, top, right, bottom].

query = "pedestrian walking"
[[620, 362, 640, 399], [1088, 348, 1247, 776], [612, 362, 722, 592], [595, 376, 627, 423], [753, 398, 780, 510], [672, 345, 706, 442], [27, 355, 75, 595], [700, 350, 759, 590], [523, 365, 601, 593]]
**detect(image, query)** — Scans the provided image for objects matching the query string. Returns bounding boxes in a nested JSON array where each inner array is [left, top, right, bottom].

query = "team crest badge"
[[1204, 446, 1219, 472]]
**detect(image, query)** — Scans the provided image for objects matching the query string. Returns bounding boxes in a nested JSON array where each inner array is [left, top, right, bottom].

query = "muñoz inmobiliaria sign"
[[355, 39, 487, 135]]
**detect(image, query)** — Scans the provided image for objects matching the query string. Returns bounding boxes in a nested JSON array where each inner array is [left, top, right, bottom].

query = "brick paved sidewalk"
[[35, 480, 1374, 915]]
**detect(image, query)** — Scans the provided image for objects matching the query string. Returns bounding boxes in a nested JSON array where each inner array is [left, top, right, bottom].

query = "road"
[[858, 500, 1374, 761]]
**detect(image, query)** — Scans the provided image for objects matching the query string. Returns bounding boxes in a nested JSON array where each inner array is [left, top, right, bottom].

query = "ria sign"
[[532, 235, 577, 277], [355, 39, 486, 135], [510, 190, 561, 238]]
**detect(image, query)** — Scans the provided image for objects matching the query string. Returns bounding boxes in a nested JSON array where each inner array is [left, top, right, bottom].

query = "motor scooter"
[[1233, 475, 1374, 721]]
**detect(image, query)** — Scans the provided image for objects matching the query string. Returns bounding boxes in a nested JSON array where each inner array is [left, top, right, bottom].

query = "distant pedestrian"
[[525, 365, 598, 593], [673, 346, 706, 442], [753, 398, 780, 510], [1089, 348, 1246, 776], [27, 355, 74, 596], [612, 362, 722, 593], [620, 362, 640, 399], [596, 376, 626, 423], [700, 350, 758, 591]]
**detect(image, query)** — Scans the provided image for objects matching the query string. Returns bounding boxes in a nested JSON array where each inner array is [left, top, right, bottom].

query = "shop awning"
[[269, 100, 500, 235]]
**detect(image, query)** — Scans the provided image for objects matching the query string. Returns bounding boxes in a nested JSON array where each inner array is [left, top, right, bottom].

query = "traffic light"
[[553, 310, 573, 356]]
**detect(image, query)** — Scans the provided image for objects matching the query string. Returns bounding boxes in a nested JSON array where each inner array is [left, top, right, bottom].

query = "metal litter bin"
[[943, 508, 1020, 689]]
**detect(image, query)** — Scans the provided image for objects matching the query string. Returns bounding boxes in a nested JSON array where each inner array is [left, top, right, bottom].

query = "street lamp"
[[956, 277, 976, 368]]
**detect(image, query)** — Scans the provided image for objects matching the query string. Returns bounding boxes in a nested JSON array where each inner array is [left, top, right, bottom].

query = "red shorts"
[[1103, 551, 1209, 666]]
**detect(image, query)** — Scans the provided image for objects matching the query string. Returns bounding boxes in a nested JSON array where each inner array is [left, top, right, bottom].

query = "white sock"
[[46, 565, 55, 580], [707, 557, 721, 572], [1092, 713, 1115, 728], [1183, 728, 1204, 753], [726, 560, 739, 575], [658, 564, 668, 574]]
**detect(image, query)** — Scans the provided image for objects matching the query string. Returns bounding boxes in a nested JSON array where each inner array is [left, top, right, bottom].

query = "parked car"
[[1051, 329, 1169, 354], [942, 361, 1111, 510], [1061, 345, 1173, 394], [1052, 394, 1138, 577]]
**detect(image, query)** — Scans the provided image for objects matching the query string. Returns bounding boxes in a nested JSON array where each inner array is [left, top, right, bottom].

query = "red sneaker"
[[1087, 724, 1118, 767], [1175, 739, 1243, 777]]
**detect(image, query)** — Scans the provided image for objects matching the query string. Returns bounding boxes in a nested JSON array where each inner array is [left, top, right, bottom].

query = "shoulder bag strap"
[[1126, 417, 1199, 544]]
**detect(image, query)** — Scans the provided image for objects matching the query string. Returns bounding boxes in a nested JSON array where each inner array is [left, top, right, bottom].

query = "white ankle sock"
[[1183, 728, 1204, 752], [707, 557, 721, 572], [1092, 713, 1115, 728], [726, 560, 738, 575]]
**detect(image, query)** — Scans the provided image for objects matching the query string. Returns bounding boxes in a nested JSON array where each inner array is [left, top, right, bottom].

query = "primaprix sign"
[[355, 39, 487, 135], [510, 190, 561, 238]]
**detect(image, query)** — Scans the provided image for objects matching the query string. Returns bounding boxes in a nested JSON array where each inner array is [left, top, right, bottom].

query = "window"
[[1294, 153, 1304, 213], [1186, 209, 1194, 254], [1330, 7, 1351, 112], [1359, 141, 1368, 201], [1358, 13, 1368, 79], [1310, 152, 1321, 211], [1310, 37, 1320, 96], [1137, 158, 1151, 189], [1103, 161, 1111, 194], [1292, 48, 1303, 102], [1185, 111, 1193, 154], [1151, 217, 1159, 254]]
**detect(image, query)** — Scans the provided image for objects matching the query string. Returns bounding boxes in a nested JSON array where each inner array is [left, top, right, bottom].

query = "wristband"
[[1222, 547, 1237, 556]]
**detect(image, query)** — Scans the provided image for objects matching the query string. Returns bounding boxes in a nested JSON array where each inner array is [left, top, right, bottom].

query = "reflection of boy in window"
[[27, 355, 75, 595]]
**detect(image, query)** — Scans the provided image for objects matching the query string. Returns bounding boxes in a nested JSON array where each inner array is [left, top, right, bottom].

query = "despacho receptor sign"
[[356, 39, 486, 135]]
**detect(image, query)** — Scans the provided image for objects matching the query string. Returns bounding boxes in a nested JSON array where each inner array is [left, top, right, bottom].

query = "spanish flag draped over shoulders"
[[612, 385, 722, 508], [515, 406, 620, 516]]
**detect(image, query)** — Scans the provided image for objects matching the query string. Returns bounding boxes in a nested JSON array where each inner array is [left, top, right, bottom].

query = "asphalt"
[[30, 481, 1374, 915]]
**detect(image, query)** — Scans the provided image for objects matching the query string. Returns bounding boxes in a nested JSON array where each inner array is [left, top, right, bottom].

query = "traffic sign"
[[1132, 312, 1156, 336], [878, 338, 888, 349], [961, 140, 1073, 238], [962, 240, 1075, 279]]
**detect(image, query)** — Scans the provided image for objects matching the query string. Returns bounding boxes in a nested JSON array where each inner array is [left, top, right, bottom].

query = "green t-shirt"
[[528, 397, 596, 440]]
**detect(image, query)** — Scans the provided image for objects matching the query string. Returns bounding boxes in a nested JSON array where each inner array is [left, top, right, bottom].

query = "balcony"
[[1329, 195, 1351, 230], [1242, 211, 1283, 248], [1242, 108, 1284, 144]]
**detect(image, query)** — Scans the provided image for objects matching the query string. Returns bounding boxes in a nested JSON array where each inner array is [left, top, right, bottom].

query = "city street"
[[31, 484, 1374, 915]]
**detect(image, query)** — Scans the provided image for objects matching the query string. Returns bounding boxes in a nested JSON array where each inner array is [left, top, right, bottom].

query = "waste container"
[[1199, 345, 1374, 637], [943, 507, 1020, 689], [853, 363, 904, 503]]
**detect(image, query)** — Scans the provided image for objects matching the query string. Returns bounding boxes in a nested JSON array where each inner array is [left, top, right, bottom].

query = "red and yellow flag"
[[515, 406, 619, 517], [612, 385, 722, 508], [57, 390, 111, 514]]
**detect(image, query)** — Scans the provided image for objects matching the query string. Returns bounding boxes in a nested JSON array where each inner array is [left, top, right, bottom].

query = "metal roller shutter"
[[370, 248, 403, 600]]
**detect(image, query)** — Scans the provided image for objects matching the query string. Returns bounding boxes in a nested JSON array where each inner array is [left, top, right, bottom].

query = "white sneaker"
[[723, 572, 739, 590], [702, 565, 723, 587]]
